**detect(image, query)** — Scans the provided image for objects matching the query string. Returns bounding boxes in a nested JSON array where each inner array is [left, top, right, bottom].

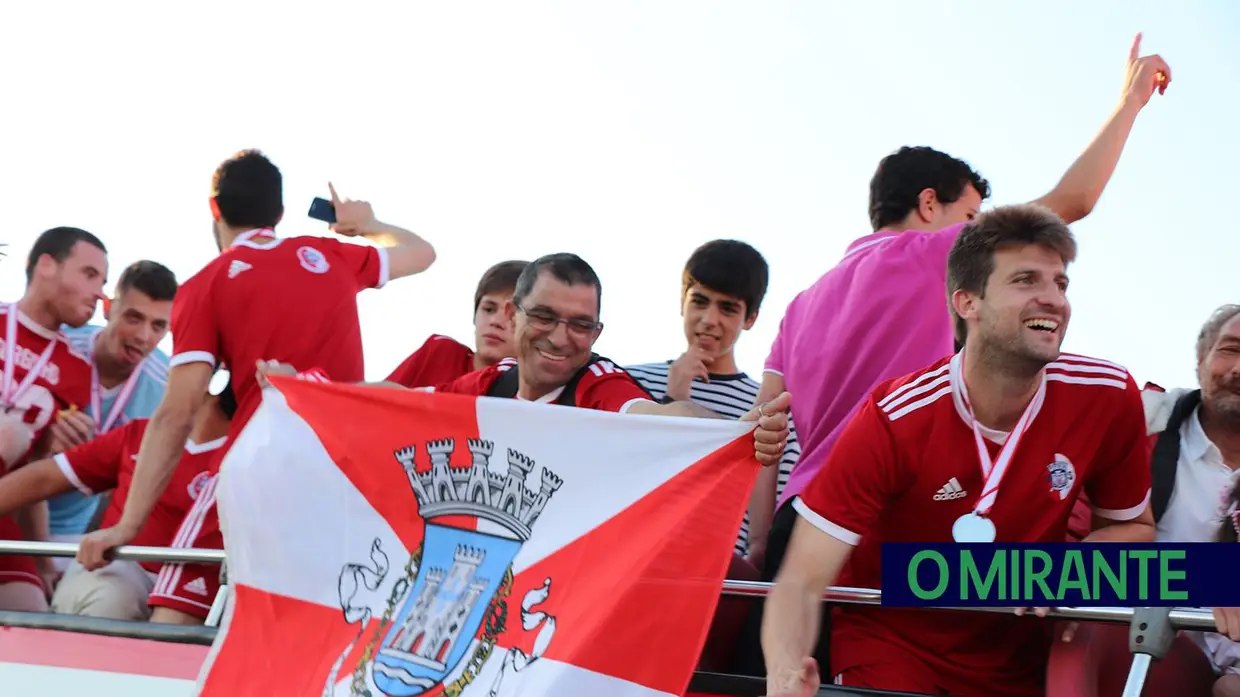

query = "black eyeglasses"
[[517, 304, 602, 337]]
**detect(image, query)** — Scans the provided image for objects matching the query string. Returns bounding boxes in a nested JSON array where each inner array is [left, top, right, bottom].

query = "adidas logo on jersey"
[[933, 477, 967, 501], [228, 260, 252, 279], [183, 577, 209, 596]]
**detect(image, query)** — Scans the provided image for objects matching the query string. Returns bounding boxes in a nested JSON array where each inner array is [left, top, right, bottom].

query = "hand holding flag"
[[742, 391, 792, 466]]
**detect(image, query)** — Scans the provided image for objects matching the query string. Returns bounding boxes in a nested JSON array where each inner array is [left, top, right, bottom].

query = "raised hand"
[[1122, 32, 1171, 109], [326, 182, 377, 237]]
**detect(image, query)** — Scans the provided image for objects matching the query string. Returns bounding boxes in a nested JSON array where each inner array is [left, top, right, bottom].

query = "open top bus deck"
[[0, 541, 1220, 697]]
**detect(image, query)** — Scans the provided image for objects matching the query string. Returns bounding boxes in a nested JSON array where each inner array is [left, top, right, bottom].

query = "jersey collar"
[[231, 229, 281, 250]]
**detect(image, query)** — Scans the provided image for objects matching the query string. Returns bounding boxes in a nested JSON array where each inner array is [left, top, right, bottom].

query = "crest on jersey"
[[1047, 453, 1076, 501], [297, 246, 331, 274], [329, 438, 563, 697], [187, 471, 211, 500]]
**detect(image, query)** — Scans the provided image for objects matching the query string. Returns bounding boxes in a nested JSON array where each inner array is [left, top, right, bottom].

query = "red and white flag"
[[196, 377, 759, 697]]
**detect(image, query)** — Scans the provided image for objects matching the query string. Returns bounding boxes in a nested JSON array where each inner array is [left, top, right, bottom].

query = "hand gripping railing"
[[0, 542, 1216, 694]]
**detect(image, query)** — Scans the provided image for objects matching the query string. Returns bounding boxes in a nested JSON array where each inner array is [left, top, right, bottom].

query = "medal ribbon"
[[89, 331, 145, 433], [953, 350, 1047, 518], [2, 303, 58, 410]]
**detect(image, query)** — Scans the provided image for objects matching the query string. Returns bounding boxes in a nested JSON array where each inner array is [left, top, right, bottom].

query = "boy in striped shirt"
[[626, 239, 800, 565]]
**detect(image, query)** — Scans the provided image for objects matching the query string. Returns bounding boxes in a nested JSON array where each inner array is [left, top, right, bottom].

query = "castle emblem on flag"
[[333, 438, 563, 697]]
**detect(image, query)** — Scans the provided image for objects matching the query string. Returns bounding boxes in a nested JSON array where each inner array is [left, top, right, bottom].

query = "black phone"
[[308, 197, 336, 224]]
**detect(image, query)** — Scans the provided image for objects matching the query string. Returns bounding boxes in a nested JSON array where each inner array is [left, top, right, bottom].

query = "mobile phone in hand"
[[308, 197, 336, 224]]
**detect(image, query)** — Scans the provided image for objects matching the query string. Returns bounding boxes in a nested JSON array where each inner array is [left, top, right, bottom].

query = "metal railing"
[[0, 541, 1216, 631]]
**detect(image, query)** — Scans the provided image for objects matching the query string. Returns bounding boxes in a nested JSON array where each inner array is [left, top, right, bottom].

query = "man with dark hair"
[[420, 253, 792, 466], [0, 385, 233, 622], [751, 35, 1172, 585], [763, 204, 1155, 697], [76, 150, 438, 607], [626, 240, 801, 563], [385, 259, 528, 388], [0, 227, 106, 611], [42, 260, 178, 555]]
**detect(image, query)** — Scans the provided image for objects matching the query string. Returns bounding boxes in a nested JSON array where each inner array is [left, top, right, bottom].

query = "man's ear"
[[504, 299, 517, 322], [743, 310, 758, 331], [950, 289, 979, 325], [102, 296, 114, 321], [916, 187, 939, 224], [208, 197, 222, 221]]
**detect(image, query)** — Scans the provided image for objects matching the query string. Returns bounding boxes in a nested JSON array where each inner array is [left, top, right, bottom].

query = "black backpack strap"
[[1150, 389, 1203, 523], [485, 362, 521, 398]]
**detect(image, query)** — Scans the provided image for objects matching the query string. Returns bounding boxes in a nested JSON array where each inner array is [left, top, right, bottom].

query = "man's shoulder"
[[421, 334, 472, 355], [1045, 353, 1135, 397], [868, 356, 954, 424]]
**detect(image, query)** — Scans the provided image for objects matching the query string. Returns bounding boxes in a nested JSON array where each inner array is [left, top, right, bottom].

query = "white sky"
[[1, 2, 1236, 390]]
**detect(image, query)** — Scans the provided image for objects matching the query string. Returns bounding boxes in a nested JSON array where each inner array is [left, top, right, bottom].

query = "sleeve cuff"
[[792, 497, 861, 545], [375, 247, 391, 289], [763, 368, 784, 377], [170, 351, 217, 368], [620, 398, 656, 414], [52, 454, 94, 496], [1092, 489, 1152, 522]]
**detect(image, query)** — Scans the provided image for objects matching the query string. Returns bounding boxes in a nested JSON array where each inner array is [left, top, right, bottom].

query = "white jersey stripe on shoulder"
[[588, 364, 603, 377], [887, 384, 952, 421], [877, 364, 950, 409], [1046, 374, 1127, 390], [1054, 353, 1125, 372], [1048, 361, 1127, 381], [880, 372, 950, 414]]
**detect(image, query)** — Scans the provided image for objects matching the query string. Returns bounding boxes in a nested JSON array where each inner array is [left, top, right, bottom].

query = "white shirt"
[[1155, 406, 1238, 543]]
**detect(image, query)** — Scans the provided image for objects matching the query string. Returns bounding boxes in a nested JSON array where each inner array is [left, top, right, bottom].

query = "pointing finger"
[[1129, 32, 1142, 64], [328, 181, 341, 204]]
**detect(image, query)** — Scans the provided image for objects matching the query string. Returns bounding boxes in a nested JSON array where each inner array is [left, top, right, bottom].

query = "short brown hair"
[[946, 204, 1077, 344], [474, 260, 528, 311]]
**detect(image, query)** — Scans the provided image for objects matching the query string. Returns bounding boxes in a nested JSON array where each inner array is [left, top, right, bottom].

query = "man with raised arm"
[[762, 205, 1155, 697], [76, 150, 438, 579], [752, 33, 1172, 584], [0, 227, 106, 611]]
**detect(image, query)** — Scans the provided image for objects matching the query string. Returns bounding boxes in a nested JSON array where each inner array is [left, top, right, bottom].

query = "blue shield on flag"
[[371, 523, 521, 697]]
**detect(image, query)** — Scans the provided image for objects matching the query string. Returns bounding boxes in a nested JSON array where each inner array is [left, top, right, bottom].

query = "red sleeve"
[[169, 270, 222, 369], [430, 365, 498, 396], [320, 238, 388, 290], [794, 396, 903, 546], [575, 362, 656, 413], [1085, 375, 1154, 521], [52, 422, 135, 495], [386, 340, 433, 387]]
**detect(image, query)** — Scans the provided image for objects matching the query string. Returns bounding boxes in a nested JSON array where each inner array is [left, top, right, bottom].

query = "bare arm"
[[1085, 504, 1156, 542], [746, 372, 788, 565], [763, 515, 853, 695], [625, 399, 727, 419], [2, 460, 75, 517], [360, 221, 436, 281], [1031, 34, 1170, 223]]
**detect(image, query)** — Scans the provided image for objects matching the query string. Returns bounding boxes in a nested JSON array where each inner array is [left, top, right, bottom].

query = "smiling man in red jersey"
[[76, 150, 438, 579], [384, 259, 527, 388], [0, 227, 107, 611], [762, 205, 1154, 697]]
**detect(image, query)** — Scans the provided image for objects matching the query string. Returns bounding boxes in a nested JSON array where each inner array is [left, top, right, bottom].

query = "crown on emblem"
[[395, 438, 562, 541]]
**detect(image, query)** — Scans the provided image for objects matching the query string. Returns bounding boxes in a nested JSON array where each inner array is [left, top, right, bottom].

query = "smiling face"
[[1200, 313, 1240, 425], [511, 271, 602, 394], [681, 284, 755, 369], [955, 243, 1071, 369]]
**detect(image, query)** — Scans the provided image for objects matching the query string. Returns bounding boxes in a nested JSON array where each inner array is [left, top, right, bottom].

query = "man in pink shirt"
[[747, 34, 1171, 589]]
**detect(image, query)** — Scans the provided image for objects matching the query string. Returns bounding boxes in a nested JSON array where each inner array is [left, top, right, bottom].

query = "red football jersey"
[[170, 231, 387, 460], [52, 419, 221, 573], [796, 352, 1152, 694], [431, 356, 655, 413], [0, 304, 93, 466], [385, 334, 475, 388]]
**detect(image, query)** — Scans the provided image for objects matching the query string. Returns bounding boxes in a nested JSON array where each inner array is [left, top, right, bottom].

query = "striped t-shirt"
[[625, 361, 801, 557]]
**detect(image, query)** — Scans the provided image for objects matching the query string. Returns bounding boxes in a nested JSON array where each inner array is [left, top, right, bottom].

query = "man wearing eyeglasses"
[[425, 253, 792, 464]]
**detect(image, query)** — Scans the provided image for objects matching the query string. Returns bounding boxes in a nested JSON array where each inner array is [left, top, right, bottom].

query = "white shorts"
[[50, 560, 157, 621]]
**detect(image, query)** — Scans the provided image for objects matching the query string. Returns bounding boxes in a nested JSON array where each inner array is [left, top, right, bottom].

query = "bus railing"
[[0, 540, 1216, 630]]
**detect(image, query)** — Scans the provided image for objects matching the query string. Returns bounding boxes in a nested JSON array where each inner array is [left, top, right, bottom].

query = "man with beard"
[[761, 205, 1155, 697], [45, 261, 177, 564], [383, 259, 527, 388], [0, 227, 106, 611], [76, 151, 437, 591]]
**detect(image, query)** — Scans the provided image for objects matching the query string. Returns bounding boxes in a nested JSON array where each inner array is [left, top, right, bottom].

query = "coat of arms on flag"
[[198, 378, 761, 697]]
